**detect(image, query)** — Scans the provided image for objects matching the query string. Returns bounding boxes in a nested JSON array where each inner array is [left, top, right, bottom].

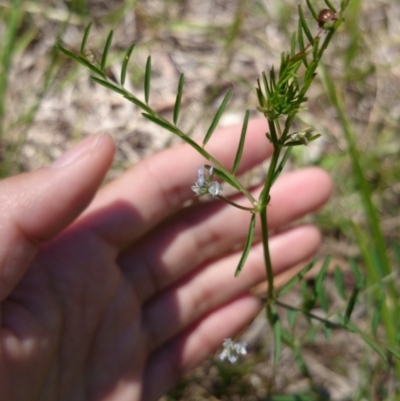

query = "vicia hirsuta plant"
[[58, 0, 400, 367]]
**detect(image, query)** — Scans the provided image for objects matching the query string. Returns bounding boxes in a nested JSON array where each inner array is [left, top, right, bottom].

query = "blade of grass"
[[344, 285, 360, 324], [290, 32, 296, 58], [120, 43, 135, 87], [203, 89, 232, 146], [232, 110, 249, 174], [80, 23, 92, 54], [305, 0, 318, 21], [101, 30, 114, 71], [333, 265, 346, 300], [173, 73, 184, 125], [234, 213, 256, 276], [270, 66, 277, 88], [297, 15, 308, 68], [144, 55, 151, 104], [319, 64, 393, 279], [352, 223, 399, 350], [262, 71, 271, 97], [256, 82, 265, 107], [314, 256, 331, 313], [298, 4, 314, 45]]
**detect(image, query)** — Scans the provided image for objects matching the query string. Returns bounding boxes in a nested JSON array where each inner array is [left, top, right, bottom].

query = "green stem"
[[275, 300, 341, 327], [260, 207, 274, 300], [259, 138, 282, 301], [217, 196, 256, 212]]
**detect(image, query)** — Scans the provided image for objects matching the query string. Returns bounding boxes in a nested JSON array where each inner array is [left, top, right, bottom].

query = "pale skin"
[[0, 119, 332, 401]]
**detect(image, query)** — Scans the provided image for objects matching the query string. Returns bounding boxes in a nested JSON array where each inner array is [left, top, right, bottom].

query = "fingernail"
[[51, 135, 102, 169]]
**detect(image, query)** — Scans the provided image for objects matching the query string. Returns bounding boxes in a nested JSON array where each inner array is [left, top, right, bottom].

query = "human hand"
[[0, 119, 331, 400]]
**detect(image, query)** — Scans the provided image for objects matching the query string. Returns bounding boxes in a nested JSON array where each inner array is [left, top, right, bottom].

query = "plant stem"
[[260, 207, 274, 300], [259, 137, 283, 301], [217, 196, 256, 212]]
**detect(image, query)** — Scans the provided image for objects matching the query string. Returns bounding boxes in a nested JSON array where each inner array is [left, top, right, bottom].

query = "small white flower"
[[218, 338, 247, 364], [197, 166, 205, 178], [191, 181, 207, 196], [197, 174, 205, 187], [208, 181, 222, 197], [191, 165, 222, 197]]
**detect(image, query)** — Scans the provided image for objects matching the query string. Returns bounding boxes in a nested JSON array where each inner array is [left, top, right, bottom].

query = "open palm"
[[0, 120, 331, 401]]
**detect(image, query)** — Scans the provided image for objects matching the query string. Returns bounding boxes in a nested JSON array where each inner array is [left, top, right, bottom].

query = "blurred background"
[[1, 0, 399, 399]]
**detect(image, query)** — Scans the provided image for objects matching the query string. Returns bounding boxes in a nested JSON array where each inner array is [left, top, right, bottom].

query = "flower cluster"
[[218, 338, 247, 364], [191, 166, 222, 197]]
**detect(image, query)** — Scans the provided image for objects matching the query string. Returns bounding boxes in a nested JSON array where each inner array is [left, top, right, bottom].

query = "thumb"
[[0, 134, 114, 300]]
